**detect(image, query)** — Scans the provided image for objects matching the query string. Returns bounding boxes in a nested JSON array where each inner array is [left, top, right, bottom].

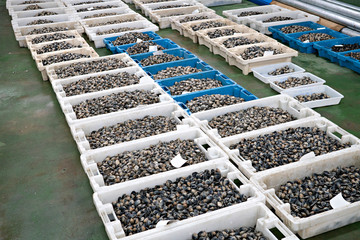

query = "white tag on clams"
[[192, 9, 199, 14], [334, 45, 343, 47], [87, 7, 94, 10], [170, 154, 187, 168], [136, 38, 143, 43], [303, 40, 310, 43], [156, 220, 178, 228], [317, 27, 325, 30], [153, 50, 163, 55], [149, 45, 158, 52], [263, 51, 274, 57], [330, 193, 350, 209]]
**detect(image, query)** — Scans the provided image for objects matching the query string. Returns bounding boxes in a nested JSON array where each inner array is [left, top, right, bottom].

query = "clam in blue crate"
[[157, 70, 237, 96], [143, 58, 215, 81], [338, 49, 360, 74], [284, 28, 349, 54], [115, 38, 180, 55], [313, 36, 360, 64], [103, 31, 162, 54], [268, 21, 328, 44], [131, 48, 197, 68], [173, 85, 257, 115]]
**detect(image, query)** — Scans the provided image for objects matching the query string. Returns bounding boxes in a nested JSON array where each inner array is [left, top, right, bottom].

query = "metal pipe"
[[276, 0, 360, 30], [341, 27, 360, 37], [301, 0, 360, 21], [324, 0, 360, 12]]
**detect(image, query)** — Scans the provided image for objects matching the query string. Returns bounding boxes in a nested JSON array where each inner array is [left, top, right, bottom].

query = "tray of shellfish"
[[10, 7, 75, 20], [226, 42, 298, 75], [115, 38, 180, 56], [68, 1, 128, 14], [218, 116, 360, 179], [251, 62, 305, 84], [75, 6, 134, 21], [81, 127, 229, 192], [195, 25, 258, 52], [70, 103, 192, 153], [93, 159, 265, 240], [139, 0, 204, 17], [132, 0, 174, 10], [79, 13, 146, 30], [62, 0, 122, 8], [190, 94, 320, 142], [170, 11, 221, 34], [8, 1, 65, 16], [6, 0, 61, 10], [337, 49, 360, 74], [25, 29, 83, 49], [251, 147, 360, 239], [11, 13, 77, 31]]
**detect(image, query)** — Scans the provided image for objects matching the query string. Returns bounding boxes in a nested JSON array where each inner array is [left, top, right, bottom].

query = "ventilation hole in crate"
[[178, 115, 184, 121], [108, 213, 116, 222], [229, 159, 238, 168], [202, 144, 210, 150], [270, 228, 285, 239], [233, 179, 242, 187], [333, 131, 343, 139]]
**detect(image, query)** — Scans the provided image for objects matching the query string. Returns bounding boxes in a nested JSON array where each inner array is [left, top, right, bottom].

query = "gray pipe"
[[301, 0, 360, 21], [341, 27, 360, 37], [324, 0, 360, 12], [276, 0, 360, 30]]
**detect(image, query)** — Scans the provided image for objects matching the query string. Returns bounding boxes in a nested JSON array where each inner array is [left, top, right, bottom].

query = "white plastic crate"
[[25, 29, 82, 48], [85, 20, 159, 48], [14, 21, 84, 47], [196, 24, 258, 52], [46, 53, 138, 81], [51, 65, 154, 100], [268, 72, 326, 93], [223, 5, 290, 25], [35, 47, 99, 80], [181, 18, 237, 43], [252, 62, 306, 84], [281, 85, 344, 108], [226, 42, 298, 75], [80, 13, 146, 29], [249, 10, 320, 35], [81, 127, 229, 192], [58, 82, 173, 125], [62, 0, 119, 7], [196, 0, 243, 7], [219, 117, 360, 179], [11, 7, 73, 20], [29, 37, 90, 59], [8, 2, 65, 16], [93, 160, 265, 240], [6, 0, 58, 9], [148, 5, 214, 29], [75, 7, 135, 20], [70, 1, 128, 13], [140, 0, 203, 17], [251, 147, 360, 238], [191, 94, 320, 142], [170, 11, 221, 34], [11, 14, 76, 28], [150, 202, 299, 240], [70, 103, 192, 153], [133, 0, 174, 9], [211, 32, 278, 60]]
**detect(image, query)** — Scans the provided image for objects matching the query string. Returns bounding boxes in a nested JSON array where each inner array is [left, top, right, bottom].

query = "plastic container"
[[157, 70, 236, 96], [36, 47, 99, 81], [143, 58, 214, 81], [93, 160, 265, 240], [313, 36, 360, 64], [268, 21, 329, 44], [62, 0, 119, 7], [196, 0, 243, 6], [81, 127, 229, 192], [219, 117, 360, 179], [337, 49, 360, 74], [6, 0, 58, 9], [268, 72, 326, 93], [11, 7, 73, 20], [75, 7, 134, 20], [170, 12, 221, 34], [191, 94, 320, 142], [250, 147, 360, 238], [79, 13, 146, 29], [14, 21, 84, 47], [116, 38, 180, 55], [196, 25, 258, 52], [223, 5, 290, 26], [8, 2, 65, 16], [281, 85, 344, 108], [25, 29, 82, 48], [150, 202, 299, 240], [58, 82, 173, 125], [249, 11, 320, 35], [181, 18, 237, 43], [251, 62, 306, 84], [285, 29, 349, 54], [211, 32, 277, 60], [103, 31, 162, 53], [173, 85, 258, 115], [29, 37, 90, 59], [51, 65, 154, 99], [86, 20, 160, 48], [46, 53, 138, 81], [70, 103, 192, 153], [11, 14, 76, 29], [147, 5, 214, 29], [131, 48, 197, 68], [226, 42, 298, 75], [139, 0, 202, 17], [70, 1, 128, 13]]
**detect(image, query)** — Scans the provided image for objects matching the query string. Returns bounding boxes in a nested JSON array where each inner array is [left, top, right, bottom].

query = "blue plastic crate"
[[156, 70, 237, 96], [285, 29, 349, 54], [143, 58, 215, 81], [131, 48, 198, 68], [103, 32, 162, 54], [249, 0, 271, 5], [313, 36, 360, 64], [338, 49, 360, 74], [268, 21, 327, 44], [172, 85, 257, 115], [116, 38, 179, 56]]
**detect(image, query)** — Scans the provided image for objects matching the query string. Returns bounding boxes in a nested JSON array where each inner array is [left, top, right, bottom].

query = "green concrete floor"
[[0, 0, 359, 239]]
